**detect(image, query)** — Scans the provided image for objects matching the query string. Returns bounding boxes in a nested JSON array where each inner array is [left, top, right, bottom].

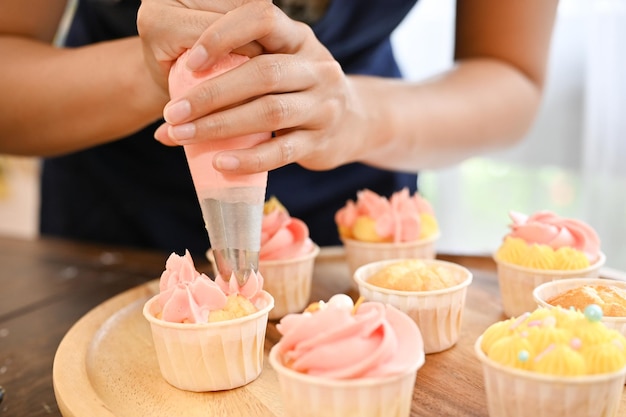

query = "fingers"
[[214, 130, 323, 174], [164, 53, 317, 125], [187, 1, 311, 71]]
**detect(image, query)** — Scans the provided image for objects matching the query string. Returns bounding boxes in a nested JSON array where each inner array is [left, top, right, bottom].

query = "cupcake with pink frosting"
[[269, 294, 425, 417], [259, 196, 320, 319], [143, 250, 274, 392], [494, 211, 606, 318], [335, 188, 440, 278]]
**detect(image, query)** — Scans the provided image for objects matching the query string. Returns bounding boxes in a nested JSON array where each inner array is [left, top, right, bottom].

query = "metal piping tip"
[[212, 247, 258, 287]]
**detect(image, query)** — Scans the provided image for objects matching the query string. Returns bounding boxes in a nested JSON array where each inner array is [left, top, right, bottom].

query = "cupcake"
[[259, 196, 320, 320], [142, 250, 274, 392], [475, 306, 626, 417], [533, 278, 626, 337], [335, 187, 440, 277], [269, 294, 425, 417], [354, 258, 472, 353], [494, 210, 605, 318]]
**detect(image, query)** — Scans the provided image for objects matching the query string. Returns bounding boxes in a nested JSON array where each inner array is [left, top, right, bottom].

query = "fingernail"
[[186, 46, 208, 70], [168, 123, 196, 141], [216, 155, 240, 171], [163, 100, 191, 124]]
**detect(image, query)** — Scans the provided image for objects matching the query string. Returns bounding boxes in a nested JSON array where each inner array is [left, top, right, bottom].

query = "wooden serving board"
[[52, 249, 626, 417]]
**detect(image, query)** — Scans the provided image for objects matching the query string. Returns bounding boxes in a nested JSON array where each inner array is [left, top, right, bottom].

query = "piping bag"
[[168, 50, 271, 285]]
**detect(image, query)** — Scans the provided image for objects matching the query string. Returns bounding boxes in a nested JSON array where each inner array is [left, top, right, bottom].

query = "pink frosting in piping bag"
[[168, 51, 272, 284], [168, 51, 270, 192]]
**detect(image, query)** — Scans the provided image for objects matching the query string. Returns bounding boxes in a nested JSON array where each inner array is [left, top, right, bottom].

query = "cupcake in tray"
[[269, 294, 425, 417], [475, 306, 626, 417], [494, 210, 605, 318], [533, 277, 626, 337], [335, 187, 440, 277], [353, 258, 472, 353], [143, 250, 274, 392], [258, 197, 320, 320]]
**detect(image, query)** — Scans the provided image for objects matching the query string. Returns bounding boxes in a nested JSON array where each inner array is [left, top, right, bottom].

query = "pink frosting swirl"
[[260, 206, 314, 261], [505, 211, 601, 263], [215, 269, 265, 303], [156, 251, 268, 322], [276, 295, 424, 379], [335, 188, 435, 242], [156, 250, 228, 323]]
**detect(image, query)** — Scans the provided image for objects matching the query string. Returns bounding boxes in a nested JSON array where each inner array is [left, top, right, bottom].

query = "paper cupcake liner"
[[354, 258, 472, 354], [533, 277, 626, 337], [142, 291, 274, 392], [269, 344, 422, 417], [494, 252, 606, 318], [259, 245, 320, 320], [342, 232, 440, 278], [475, 337, 626, 417]]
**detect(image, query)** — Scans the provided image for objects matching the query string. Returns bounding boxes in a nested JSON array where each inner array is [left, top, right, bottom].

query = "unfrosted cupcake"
[[143, 250, 274, 392], [476, 306, 626, 417], [354, 258, 472, 353], [269, 294, 425, 417], [259, 196, 320, 320], [335, 188, 440, 277], [533, 278, 626, 337], [494, 210, 605, 317]]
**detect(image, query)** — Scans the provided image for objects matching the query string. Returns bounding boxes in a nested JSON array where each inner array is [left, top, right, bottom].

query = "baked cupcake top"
[[260, 196, 315, 261], [547, 285, 626, 317], [480, 306, 626, 376], [366, 259, 463, 291], [495, 211, 601, 270], [155, 250, 266, 323], [275, 294, 424, 379], [334, 188, 438, 243]]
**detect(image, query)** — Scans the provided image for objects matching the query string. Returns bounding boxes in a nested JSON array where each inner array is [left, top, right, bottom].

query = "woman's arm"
[[0, 0, 169, 156]]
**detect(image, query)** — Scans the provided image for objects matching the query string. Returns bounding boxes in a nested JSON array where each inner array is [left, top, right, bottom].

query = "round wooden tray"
[[52, 280, 284, 417]]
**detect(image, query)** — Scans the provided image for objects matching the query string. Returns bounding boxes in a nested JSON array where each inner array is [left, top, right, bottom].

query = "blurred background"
[[1, 0, 625, 270]]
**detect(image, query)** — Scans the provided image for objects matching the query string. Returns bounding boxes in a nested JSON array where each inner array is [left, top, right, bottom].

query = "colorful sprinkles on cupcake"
[[480, 306, 626, 376]]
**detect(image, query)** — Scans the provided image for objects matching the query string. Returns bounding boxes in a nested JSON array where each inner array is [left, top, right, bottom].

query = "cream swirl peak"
[[506, 211, 601, 263], [335, 187, 438, 243], [275, 294, 424, 379], [156, 250, 266, 323]]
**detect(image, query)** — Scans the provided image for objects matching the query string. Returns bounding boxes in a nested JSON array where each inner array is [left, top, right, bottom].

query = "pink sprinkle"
[[510, 312, 531, 330], [570, 338, 582, 350], [527, 320, 542, 327], [534, 344, 555, 362]]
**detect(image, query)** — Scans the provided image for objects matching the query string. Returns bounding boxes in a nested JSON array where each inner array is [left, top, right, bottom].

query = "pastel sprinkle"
[[510, 312, 531, 330], [518, 350, 530, 362], [570, 337, 582, 350], [534, 343, 555, 362], [584, 304, 603, 322], [527, 320, 542, 327]]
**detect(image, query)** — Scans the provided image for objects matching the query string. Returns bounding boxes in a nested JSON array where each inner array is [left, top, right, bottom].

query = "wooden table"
[[0, 235, 624, 416]]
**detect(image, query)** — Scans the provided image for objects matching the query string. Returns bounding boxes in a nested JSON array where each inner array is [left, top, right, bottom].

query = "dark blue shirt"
[[40, 0, 419, 255]]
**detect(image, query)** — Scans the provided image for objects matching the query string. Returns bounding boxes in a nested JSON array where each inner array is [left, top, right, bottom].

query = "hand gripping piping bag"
[[168, 51, 271, 285]]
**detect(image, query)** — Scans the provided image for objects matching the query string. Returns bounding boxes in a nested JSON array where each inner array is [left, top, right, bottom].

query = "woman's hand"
[[147, 1, 369, 174]]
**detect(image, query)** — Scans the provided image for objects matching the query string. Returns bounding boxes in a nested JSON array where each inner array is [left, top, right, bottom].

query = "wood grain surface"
[[2, 236, 625, 416]]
